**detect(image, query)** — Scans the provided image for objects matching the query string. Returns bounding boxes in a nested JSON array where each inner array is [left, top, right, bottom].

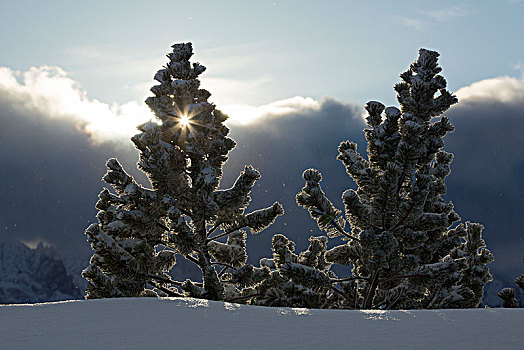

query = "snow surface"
[[1, 298, 522, 349]]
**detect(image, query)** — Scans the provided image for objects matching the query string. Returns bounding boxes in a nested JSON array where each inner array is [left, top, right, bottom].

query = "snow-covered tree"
[[498, 256, 524, 308], [226, 234, 335, 308], [517, 257, 524, 296], [83, 43, 283, 300], [290, 49, 493, 309]]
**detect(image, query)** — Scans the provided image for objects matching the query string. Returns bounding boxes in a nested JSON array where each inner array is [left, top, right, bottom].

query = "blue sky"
[[1, 1, 523, 295], [2, 0, 523, 109]]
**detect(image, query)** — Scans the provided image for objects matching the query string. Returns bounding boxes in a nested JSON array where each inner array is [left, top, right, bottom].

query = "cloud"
[[0, 65, 327, 143], [61, 41, 287, 107], [202, 76, 274, 109], [419, 5, 469, 22], [1, 63, 523, 283], [0, 69, 148, 259], [455, 75, 524, 105], [444, 94, 524, 277], [396, 17, 422, 30], [0, 66, 154, 144], [437, 76, 524, 276], [395, 4, 469, 30], [448, 75, 524, 204], [221, 96, 322, 125], [223, 97, 365, 260], [223, 80, 524, 280]]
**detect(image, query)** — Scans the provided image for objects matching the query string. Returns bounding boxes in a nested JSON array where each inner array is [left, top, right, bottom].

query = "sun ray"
[[179, 115, 190, 127]]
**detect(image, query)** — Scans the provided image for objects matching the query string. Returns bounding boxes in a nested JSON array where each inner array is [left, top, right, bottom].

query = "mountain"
[[0, 242, 83, 303]]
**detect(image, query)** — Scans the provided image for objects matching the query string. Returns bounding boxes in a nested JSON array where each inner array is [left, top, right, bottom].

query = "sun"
[[179, 115, 190, 127]]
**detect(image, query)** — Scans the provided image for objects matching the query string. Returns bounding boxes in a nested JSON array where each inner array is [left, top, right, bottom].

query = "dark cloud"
[[224, 98, 366, 259], [226, 96, 524, 282], [0, 92, 143, 259], [445, 99, 524, 278]]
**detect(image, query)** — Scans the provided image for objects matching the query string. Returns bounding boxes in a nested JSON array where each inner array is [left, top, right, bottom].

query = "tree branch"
[[227, 293, 261, 303], [331, 219, 360, 242], [381, 191, 389, 229], [150, 280, 183, 297], [391, 203, 414, 231], [206, 222, 221, 238], [330, 285, 352, 304], [330, 276, 368, 283], [206, 224, 248, 244], [210, 262, 237, 271], [218, 266, 229, 279], [386, 292, 403, 310], [185, 254, 200, 265], [147, 274, 183, 287], [380, 273, 428, 283], [156, 222, 170, 232]]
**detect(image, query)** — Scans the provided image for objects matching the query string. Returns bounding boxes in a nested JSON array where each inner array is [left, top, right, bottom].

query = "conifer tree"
[[498, 256, 523, 308], [289, 49, 493, 309], [83, 43, 283, 300], [228, 234, 335, 308], [517, 257, 524, 296]]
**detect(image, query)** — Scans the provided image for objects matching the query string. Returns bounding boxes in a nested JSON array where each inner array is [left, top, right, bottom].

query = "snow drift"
[[1, 298, 522, 349]]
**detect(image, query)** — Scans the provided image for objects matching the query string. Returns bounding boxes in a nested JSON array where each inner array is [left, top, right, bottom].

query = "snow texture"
[[1, 298, 522, 349]]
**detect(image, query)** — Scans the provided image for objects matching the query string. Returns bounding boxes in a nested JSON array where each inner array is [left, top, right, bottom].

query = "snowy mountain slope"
[[1, 298, 522, 350], [0, 242, 82, 303]]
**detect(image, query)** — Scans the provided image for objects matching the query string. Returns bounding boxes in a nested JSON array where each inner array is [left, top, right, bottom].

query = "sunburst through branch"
[[179, 115, 190, 127]]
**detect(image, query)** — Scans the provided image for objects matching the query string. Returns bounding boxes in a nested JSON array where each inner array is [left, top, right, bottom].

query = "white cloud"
[[511, 62, 524, 75], [395, 16, 422, 30], [419, 5, 469, 22], [455, 76, 524, 104], [221, 96, 321, 125], [396, 4, 469, 30], [9, 63, 522, 148], [202, 76, 273, 107], [0, 66, 154, 144], [0, 65, 325, 142]]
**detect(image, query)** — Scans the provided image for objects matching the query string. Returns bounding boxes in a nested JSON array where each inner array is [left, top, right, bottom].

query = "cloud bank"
[[225, 75, 524, 279], [456, 75, 524, 105], [0, 66, 331, 140], [0, 66, 153, 144], [1, 66, 523, 282], [444, 77, 524, 277]]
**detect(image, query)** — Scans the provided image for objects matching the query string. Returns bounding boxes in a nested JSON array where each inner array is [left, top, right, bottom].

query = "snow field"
[[1, 297, 522, 349]]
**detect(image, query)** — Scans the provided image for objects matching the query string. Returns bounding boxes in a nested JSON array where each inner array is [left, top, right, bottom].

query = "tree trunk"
[[198, 248, 223, 301], [363, 269, 380, 309]]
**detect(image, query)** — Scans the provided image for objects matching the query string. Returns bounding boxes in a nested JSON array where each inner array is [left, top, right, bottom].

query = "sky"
[[0, 1, 523, 285]]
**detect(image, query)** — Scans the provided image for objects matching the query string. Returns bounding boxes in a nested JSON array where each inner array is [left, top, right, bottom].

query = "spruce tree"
[[289, 49, 493, 309], [83, 43, 283, 300]]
